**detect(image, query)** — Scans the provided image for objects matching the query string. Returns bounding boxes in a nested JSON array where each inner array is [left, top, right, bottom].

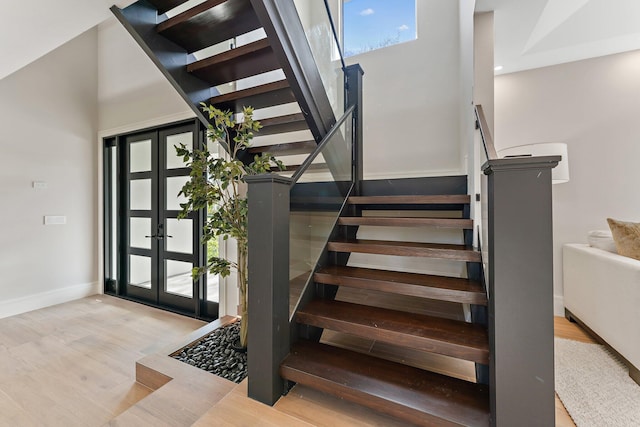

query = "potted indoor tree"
[[176, 103, 283, 349]]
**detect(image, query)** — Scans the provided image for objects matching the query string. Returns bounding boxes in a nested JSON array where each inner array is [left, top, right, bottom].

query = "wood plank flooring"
[[0, 295, 205, 426], [0, 295, 591, 426]]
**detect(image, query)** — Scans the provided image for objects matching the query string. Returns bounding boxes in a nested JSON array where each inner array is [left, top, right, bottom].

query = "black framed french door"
[[104, 119, 219, 319]]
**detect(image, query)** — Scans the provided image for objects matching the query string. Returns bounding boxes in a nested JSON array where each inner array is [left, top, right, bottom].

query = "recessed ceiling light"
[[494, 65, 504, 71]]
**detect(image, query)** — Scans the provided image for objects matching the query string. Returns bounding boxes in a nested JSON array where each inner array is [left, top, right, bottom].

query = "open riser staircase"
[[283, 184, 491, 426], [113, 1, 559, 425], [112, 0, 337, 174]]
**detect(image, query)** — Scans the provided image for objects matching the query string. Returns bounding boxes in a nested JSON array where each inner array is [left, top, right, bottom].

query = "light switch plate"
[[44, 216, 66, 225]]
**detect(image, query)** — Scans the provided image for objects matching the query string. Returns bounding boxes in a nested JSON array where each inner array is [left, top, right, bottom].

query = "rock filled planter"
[[172, 321, 247, 384]]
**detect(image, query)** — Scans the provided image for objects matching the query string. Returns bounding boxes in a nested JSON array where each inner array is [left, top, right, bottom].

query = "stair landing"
[[110, 316, 418, 427]]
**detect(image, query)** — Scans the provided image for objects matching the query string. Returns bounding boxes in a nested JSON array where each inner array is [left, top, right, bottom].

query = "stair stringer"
[[111, 2, 216, 134]]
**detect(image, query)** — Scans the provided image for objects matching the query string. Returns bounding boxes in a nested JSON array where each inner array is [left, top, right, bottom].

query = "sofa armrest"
[[563, 243, 640, 369]]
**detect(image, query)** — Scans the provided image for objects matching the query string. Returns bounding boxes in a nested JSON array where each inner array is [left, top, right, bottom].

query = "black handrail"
[[475, 104, 498, 160], [291, 105, 355, 184], [323, 0, 347, 72]]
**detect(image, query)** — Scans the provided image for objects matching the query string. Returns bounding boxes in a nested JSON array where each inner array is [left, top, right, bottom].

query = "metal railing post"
[[346, 64, 364, 196]]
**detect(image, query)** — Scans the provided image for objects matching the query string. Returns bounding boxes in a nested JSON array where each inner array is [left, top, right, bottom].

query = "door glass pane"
[[166, 218, 192, 254], [166, 132, 193, 169], [130, 255, 151, 288], [130, 217, 151, 249], [166, 176, 190, 210], [165, 260, 193, 297], [130, 179, 151, 210], [206, 234, 219, 302], [207, 275, 219, 303], [130, 139, 152, 173]]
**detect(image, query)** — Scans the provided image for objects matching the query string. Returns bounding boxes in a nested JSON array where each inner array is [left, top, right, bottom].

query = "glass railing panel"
[[288, 110, 353, 318], [292, 0, 345, 119], [476, 118, 490, 292]]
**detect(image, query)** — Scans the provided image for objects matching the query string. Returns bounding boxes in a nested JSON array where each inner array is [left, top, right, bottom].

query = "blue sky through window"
[[343, 0, 416, 57]]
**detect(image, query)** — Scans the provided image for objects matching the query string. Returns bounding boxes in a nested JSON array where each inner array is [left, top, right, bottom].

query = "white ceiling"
[[476, 0, 640, 74], [0, 0, 135, 80]]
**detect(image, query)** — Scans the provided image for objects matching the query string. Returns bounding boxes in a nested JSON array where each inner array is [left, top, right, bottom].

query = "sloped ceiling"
[[476, 0, 640, 74], [0, 0, 135, 80], [3, 0, 640, 80]]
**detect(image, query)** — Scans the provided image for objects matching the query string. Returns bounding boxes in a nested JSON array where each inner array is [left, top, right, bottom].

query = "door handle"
[[144, 235, 157, 238]]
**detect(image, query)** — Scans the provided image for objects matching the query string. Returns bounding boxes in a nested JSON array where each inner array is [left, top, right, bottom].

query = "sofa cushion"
[[607, 218, 640, 261], [587, 230, 617, 253]]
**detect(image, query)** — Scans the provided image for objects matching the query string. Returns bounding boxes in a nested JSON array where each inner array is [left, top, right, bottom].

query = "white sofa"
[[563, 243, 640, 384]]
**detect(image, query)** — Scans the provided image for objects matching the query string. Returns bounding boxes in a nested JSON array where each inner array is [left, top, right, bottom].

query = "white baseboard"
[[554, 295, 565, 317], [0, 282, 101, 320]]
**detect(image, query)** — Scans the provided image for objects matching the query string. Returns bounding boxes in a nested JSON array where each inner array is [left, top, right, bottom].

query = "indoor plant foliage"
[[176, 104, 283, 348]]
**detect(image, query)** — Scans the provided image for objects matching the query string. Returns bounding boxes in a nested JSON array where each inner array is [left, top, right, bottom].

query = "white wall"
[[0, 28, 100, 317], [97, 17, 192, 134], [345, 0, 466, 179], [473, 12, 494, 136], [495, 50, 640, 313], [0, 0, 135, 80]]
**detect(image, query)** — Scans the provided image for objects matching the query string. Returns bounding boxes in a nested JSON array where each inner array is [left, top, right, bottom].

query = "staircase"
[[113, 1, 559, 425], [281, 191, 491, 426], [112, 0, 336, 173]]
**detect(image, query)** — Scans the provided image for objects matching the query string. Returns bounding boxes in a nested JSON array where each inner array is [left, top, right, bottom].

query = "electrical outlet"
[[33, 181, 47, 190]]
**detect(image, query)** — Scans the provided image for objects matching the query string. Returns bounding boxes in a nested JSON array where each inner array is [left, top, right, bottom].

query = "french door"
[[104, 120, 218, 319]]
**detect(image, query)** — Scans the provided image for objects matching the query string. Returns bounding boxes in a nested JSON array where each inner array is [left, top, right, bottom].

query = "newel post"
[[482, 156, 559, 427], [245, 174, 292, 405]]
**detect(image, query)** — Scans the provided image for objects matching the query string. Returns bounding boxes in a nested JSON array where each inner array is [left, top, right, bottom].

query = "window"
[[342, 0, 417, 57]]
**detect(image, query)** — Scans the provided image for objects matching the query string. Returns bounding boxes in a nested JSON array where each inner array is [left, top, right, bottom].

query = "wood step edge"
[[296, 299, 489, 364], [258, 112, 306, 127], [348, 195, 471, 205], [338, 216, 473, 229], [208, 80, 290, 104], [157, 0, 227, 32], [314, 266, 487, 305], [248, 140, 316, 155], [280, 340, 490, 427], [327, 239, 481, 262], [149, 0, 192, 16], [187, 38, 272, 73]]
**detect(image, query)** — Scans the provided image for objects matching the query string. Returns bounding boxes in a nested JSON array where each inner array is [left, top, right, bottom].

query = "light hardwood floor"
[[0, 296, 590, 426], [0, 296, 205, 426]]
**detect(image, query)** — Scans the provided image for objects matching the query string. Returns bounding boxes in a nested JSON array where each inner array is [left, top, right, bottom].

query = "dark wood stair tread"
[[249, 141, 316, 156], [349, 195, 471, 205], [187, 38, 279, 86], [338, 216, 473, 229], [271, 163, 327, 172], [296, 299, 489, 363], [315, 265, 487, 305], [147, 0, 191, 15], [257, 113, 308, 136], [208, 80, 295, 112], [157, 0, 261, 53], [281, 340, 490, 426], [327, 238, 481, 262]]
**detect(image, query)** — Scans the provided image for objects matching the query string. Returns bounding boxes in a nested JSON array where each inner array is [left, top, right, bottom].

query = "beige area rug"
[[555, 338, 640, 426]]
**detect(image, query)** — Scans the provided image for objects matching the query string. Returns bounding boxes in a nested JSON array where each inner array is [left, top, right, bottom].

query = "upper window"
[[342, 0, 417, 58]]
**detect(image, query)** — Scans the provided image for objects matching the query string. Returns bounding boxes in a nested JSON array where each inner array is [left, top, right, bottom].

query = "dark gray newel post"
[[482, 156, 559, 427], [245, 174, 292, 405]]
